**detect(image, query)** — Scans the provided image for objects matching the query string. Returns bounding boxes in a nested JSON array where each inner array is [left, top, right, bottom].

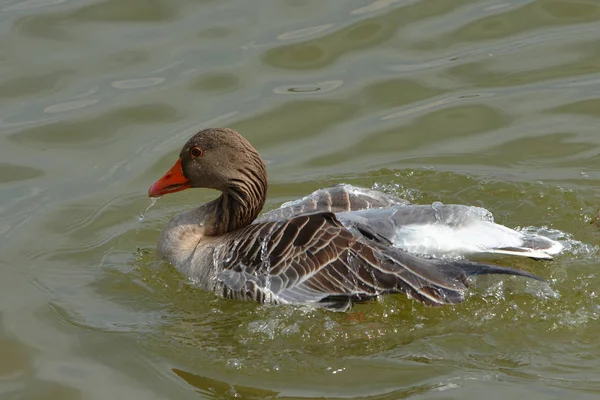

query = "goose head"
[[148, 128, 267, 198]]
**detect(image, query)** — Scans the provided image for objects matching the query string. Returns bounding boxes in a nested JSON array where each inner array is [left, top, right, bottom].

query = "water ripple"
[[111, 78, 166, 90], [3, 0, 600, 398]]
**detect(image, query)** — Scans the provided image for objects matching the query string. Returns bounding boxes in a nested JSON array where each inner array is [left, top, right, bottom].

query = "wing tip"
[[454, 260, 546, 282]]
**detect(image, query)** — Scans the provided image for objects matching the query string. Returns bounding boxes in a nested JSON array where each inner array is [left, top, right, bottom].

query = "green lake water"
[[1, 1, 599, 399]]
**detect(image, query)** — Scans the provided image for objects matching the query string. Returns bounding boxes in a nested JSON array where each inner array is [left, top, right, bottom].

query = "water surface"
[[1, 0, 600, 399]]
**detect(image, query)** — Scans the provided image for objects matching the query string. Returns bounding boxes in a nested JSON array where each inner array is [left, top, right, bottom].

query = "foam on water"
[[516, 226, 598, 258]]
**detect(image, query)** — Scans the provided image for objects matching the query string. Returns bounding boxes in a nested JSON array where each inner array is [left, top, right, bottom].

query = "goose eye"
[[190, 147, 203, 157]]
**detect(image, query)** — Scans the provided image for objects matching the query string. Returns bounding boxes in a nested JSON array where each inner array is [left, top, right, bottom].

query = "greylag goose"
[[148, 128, 562, 311]]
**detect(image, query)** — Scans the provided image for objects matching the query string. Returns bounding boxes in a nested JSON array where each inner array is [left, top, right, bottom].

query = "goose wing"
[[215, 213, 542, 310], [257, 184, 409, 223]]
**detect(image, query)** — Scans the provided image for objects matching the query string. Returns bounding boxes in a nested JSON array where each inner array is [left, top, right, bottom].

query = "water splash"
[[260, 237, 273, 302], [138, 196, 160, 221], [431, 201, 444, 222], [517, 226, 597, 258], [212, 244, 224, 286]]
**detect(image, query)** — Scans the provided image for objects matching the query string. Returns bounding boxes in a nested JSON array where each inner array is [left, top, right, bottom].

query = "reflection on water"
[[1, 0, 600, 399]]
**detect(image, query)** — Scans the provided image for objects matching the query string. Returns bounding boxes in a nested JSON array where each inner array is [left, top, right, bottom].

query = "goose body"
[[149, 128, 562, 311]]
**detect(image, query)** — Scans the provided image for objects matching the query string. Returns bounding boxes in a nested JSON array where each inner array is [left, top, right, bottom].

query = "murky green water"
[[1, 0, 600, 398]]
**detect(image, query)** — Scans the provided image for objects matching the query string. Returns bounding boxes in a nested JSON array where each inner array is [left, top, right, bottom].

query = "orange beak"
[[148, 158, 191, 197]]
